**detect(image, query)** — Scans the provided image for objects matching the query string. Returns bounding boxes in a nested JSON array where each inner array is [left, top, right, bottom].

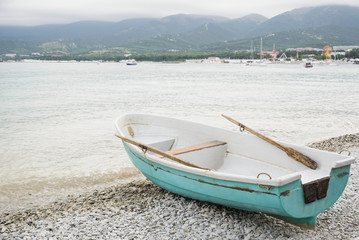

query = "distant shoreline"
[[1, 59, 356, 65]]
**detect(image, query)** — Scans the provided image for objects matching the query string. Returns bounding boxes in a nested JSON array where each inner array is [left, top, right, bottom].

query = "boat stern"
[[278, 164, 352, 228]]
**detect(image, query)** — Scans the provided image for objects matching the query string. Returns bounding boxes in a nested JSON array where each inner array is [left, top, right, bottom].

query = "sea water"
[[0, 61, 358, 211]]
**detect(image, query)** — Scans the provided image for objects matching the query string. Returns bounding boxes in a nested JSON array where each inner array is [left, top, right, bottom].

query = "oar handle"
[[222, 114, 318, 170], [115, 134, 212, 171]]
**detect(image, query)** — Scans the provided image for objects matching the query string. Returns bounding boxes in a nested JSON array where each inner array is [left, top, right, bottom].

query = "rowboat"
[[115, 114, 354, 229]]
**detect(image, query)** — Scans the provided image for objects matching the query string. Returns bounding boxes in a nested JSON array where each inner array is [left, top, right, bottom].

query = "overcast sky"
[[1, 0, 358, 26]]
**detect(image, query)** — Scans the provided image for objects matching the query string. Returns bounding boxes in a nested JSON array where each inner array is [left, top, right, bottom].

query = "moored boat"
[[126, 59, 137, 65], [305, 62, 313, 68], [115, 114, 354, 229]]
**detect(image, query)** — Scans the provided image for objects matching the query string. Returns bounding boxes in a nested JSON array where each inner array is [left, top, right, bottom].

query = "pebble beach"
[[1, 133, 358, 239]]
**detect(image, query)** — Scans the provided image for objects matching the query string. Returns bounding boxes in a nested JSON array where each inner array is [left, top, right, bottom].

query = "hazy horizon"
[[1, 0, 359, 26]]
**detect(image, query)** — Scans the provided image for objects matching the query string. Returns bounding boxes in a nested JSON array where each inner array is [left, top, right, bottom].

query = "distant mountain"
[[0, 14, 226, 42], [191, 13, 268, 42], [112, 14, 229, 43], [123, 14, 268, 52], [247, 5, 359, 38], [0, 5, 359, 55], [123, 5, 359, 53], [0, 19, 154, 41], [199, 25, 359, 52], [0, 14, 228, 54]]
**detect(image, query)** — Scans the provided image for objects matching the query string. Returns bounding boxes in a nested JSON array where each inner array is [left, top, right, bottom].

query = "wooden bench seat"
[[164, 140, 227, 156], [153, 140, 227, 169]]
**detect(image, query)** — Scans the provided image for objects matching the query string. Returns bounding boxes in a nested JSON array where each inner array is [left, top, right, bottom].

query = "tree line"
[[3, 49, 359, 62]]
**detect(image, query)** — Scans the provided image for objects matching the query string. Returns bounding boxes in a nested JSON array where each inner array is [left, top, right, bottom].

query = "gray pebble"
[[0, 134, 358, 239]]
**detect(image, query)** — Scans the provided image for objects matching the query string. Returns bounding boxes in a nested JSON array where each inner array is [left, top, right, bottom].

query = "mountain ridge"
[[0, 5, 358, 55]]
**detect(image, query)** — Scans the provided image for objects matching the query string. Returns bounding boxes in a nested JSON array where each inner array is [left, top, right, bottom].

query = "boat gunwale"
[[121, 141, 302, 186]]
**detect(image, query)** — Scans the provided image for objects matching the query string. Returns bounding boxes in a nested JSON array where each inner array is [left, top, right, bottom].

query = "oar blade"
[[286, 147, 318, 170]]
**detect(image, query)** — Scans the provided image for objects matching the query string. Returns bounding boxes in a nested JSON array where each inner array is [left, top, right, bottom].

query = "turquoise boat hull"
[[123, 143, 351, 229]]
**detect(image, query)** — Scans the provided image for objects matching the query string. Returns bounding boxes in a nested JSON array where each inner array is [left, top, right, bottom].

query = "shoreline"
[[1, 133, 358, 239], [1, 59, 356, 65], [0, 168, 142, 214]]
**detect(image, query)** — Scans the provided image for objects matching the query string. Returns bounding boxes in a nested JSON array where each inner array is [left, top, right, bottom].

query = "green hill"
[[1, 5, 358, 56]]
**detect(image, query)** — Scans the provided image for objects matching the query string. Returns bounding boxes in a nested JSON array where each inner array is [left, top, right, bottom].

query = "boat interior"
[[116, 115, 353, 185], [133, 132, 300, 182]]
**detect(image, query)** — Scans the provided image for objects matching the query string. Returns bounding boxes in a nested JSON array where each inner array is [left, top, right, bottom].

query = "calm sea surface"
[[0, 61, 358, 211]]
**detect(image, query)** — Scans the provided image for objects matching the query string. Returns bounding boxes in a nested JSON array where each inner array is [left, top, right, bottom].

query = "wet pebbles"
[[1, 133, 358, 239]]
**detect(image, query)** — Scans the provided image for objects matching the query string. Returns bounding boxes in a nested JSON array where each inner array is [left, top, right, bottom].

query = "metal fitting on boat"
[[339, 149, 351, 156], [257, 172, 272, 191]]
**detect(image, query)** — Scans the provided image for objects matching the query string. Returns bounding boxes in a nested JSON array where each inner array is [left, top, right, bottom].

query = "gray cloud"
[[0, 0, 358, 26]]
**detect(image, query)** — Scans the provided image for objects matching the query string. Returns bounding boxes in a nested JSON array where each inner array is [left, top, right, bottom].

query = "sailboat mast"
[[260, 37, 263, 60], [251, 40, 254, 59]]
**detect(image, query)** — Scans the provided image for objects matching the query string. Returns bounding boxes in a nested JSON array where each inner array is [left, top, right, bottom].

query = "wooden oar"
[[115, 134, 212, 171], [221, 114, 318, 170]]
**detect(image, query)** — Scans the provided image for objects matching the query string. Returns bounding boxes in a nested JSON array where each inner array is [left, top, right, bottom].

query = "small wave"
[[0, 167, 143, 213]]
